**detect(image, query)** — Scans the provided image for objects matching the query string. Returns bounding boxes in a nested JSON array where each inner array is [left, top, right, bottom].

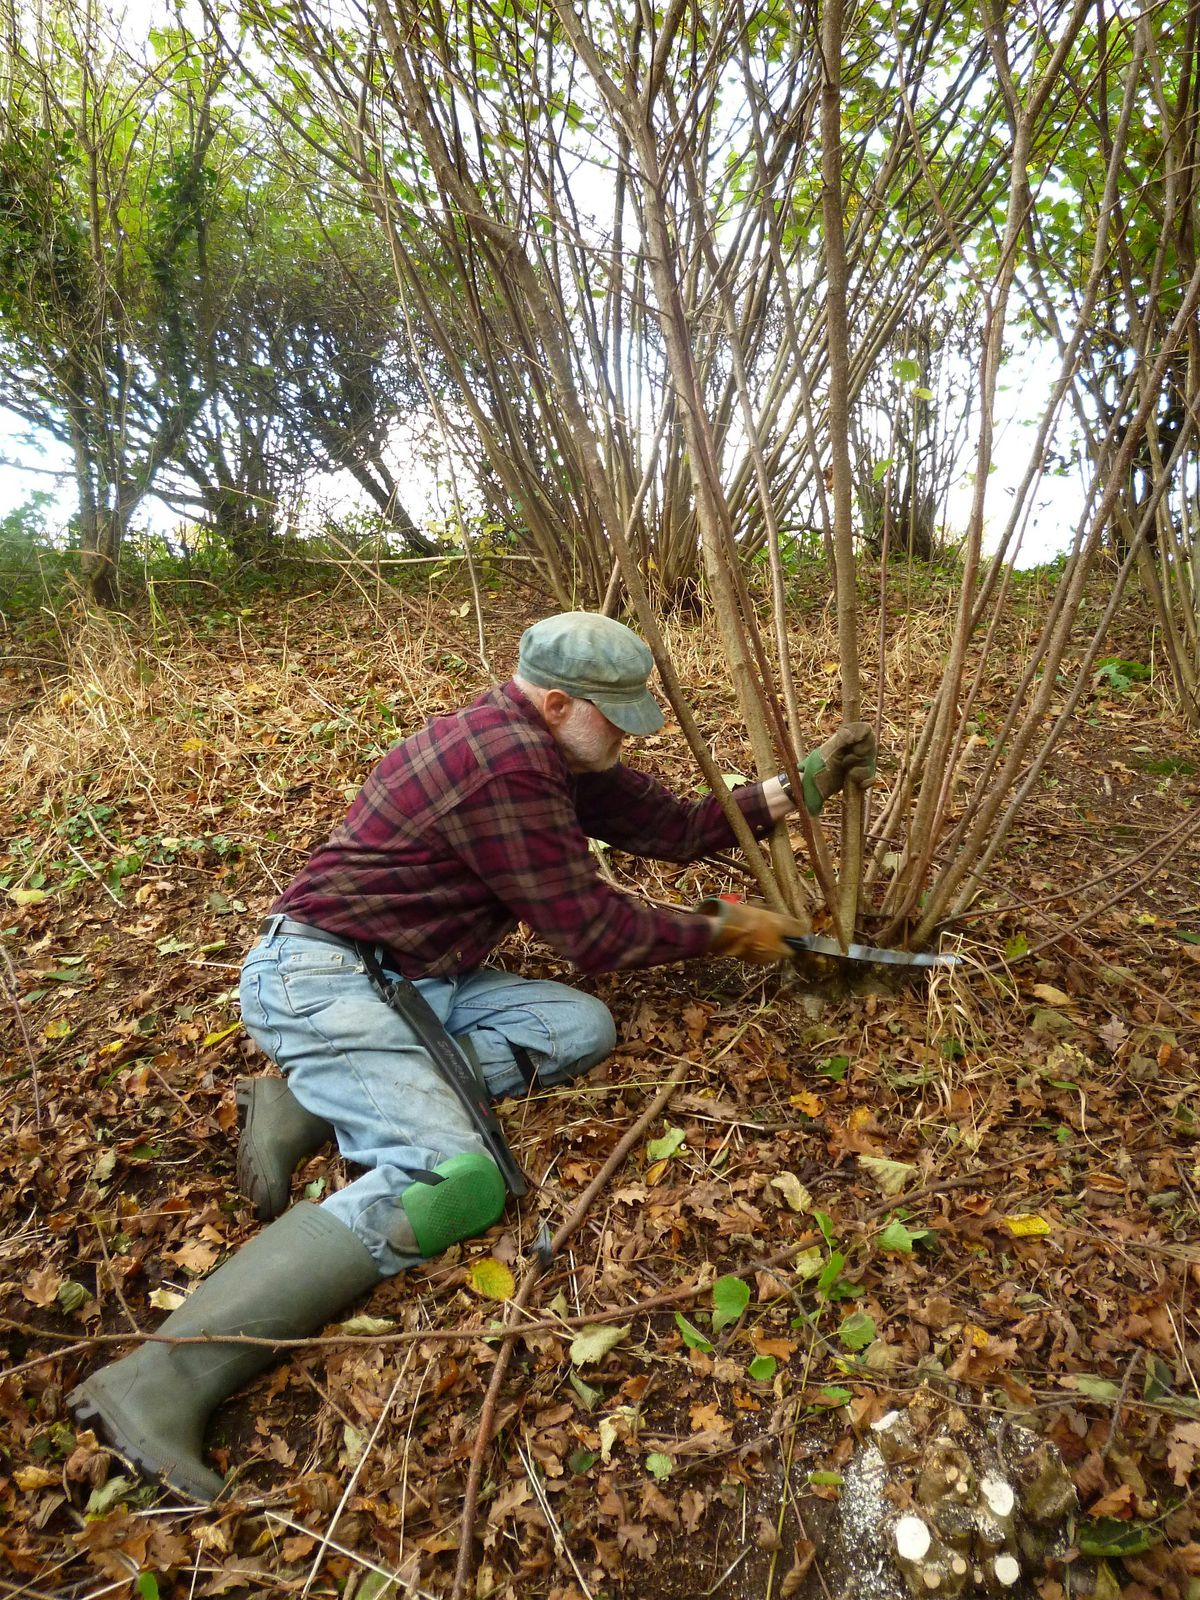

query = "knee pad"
[[400, 1153, 506, 1257]]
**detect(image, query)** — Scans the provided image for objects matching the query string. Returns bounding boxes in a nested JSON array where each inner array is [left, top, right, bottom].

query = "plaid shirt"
[[273, 681, 776, 977]]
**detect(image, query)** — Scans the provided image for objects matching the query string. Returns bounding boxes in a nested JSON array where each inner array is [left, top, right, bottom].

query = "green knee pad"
[[401, 1153, 506, 1257]]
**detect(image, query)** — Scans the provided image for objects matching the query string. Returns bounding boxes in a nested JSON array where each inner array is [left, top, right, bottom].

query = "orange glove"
[[698, 898, 807, 964]]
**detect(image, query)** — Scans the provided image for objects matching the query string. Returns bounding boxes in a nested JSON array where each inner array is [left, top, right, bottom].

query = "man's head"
[[515, 612, 663, 773]]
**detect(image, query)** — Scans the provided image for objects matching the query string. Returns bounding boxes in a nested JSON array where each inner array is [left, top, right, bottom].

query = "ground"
[[0, 568, 1198, 1600]]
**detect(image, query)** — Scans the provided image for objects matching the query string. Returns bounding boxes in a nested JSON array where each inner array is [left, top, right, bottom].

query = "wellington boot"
[[236, 1077, 334, 1220], [68, 1204, 379, 1502]]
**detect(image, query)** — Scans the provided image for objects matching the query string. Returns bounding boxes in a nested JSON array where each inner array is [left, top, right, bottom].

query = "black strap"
[[356, 944, 528, 1199], [510, 1043, 540, 1090]]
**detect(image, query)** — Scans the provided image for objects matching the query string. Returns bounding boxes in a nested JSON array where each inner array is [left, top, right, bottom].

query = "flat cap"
[[517, 612, 664, 735]]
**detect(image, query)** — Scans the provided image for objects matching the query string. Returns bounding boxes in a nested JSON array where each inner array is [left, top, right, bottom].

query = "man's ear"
[[540, 689, 573, 732]]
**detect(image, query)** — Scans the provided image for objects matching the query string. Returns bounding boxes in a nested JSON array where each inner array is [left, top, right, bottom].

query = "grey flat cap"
[[517, 613, 664, 735]]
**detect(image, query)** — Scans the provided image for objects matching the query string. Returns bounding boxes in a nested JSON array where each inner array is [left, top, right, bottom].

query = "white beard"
[[557, 699, 624, 771]]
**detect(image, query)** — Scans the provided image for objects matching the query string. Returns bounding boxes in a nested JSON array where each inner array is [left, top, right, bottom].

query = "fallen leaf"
[[23, 1266, 63, 1307], [1167, 1421, 1200, 1486], [859, 1155, 917, 1195], [1004, 1213, 1052, 1238], [1032, 983, 1075, 1006], [770, 1173, 812, 1213], [465, 1257, 515, 1301], [14, 1466, 59, 1491], [788, 1092, 822, 1117], [570, 1323, 630, 1366]]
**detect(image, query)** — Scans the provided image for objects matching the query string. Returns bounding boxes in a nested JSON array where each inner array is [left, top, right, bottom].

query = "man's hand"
[[698, 898, 807, 964], [787, 722, 877, 815]]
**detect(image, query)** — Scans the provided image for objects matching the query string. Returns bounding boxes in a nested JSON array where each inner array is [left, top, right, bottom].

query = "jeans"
[[238, 925, 616, 1274]]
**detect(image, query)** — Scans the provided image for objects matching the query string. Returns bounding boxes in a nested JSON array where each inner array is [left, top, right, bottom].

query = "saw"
[[785, 934, 959, 969]]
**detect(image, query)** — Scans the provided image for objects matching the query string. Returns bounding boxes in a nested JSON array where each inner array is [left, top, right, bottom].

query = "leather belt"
[[258, 915, 360, 953]]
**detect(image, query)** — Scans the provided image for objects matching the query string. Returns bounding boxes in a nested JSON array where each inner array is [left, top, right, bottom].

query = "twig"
[[62, 837, 123, 907], [449, 1059, 690, 1600], [91, 1216, 141, 1335], [264, 1512, 439, 1599], [516, 1433, 595, 1599], [0, 943, 41, 1126], [301, 1350, 415, 1596], [1102, 1347, 1142, 1460]]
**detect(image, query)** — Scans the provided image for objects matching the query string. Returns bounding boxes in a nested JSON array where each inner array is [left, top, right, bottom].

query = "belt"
[[258, 914, 361, 953]]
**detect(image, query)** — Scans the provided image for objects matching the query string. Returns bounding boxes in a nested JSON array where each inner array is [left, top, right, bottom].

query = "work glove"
[[788, 722, 877, 815], [697, 897, 807, 964]]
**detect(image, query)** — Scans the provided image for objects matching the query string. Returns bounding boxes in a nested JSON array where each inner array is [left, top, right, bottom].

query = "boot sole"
[[69, 1379, 226, 1503], [235, 1080, 280, 1221]]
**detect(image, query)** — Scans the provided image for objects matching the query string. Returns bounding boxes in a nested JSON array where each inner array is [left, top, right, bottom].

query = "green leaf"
[[877, 1218, 921, 1253], [1070, 1374, 1121, 1401], [570, 1323, 630, 1366], [645, 1452, 673, 1481], [674, 1312, 714, 1352], [646, 1126, 686, 1162], [137, 1576, 160, 1600], [85, 1475, 134, 1516], [818, 1055, 848, 1081], [57, 1281, 89, 1313], [1143, 1353, 1175, 1402], [747, 1355, 776, 1381], [357, 1575, 400, 1600], [816, 1250, 846, 1299], [793, 1246, 823, 1280], [892, 356, 920, 383], [808, 1470, 844, 1487], [813, 1385, 853, 1407], [838, 1311, 877, 1352], [913, 386, 934, 400], [1077, 1519, 1155, 1558], [568, 1370, 603, 1411], [711, 1275, 751, 1333], [568, 1448, 598, 1474]]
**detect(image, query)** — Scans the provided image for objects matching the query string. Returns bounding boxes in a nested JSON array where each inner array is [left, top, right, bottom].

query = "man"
[[69, 612, 875, 1500]]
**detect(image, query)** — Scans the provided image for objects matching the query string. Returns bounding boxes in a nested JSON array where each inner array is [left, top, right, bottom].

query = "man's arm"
[[573, 765, 777, 863], [438, 769, 716, 972]]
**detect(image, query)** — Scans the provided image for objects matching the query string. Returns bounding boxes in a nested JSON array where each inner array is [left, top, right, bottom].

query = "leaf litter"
[[0, 576, 1198, 1598]]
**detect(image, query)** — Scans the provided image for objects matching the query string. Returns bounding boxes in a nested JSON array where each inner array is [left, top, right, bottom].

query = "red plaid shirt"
[[273, 681, 776, 977]]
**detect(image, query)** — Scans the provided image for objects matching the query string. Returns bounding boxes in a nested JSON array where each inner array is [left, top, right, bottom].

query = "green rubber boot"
[[400, 1152, 507, 1257], [236, 1077, 334, 1220], [68, 1204, 379, 1502]]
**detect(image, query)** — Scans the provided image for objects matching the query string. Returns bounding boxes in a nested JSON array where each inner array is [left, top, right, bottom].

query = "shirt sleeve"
[[436, 770, 715, 973], [573, 764, 777, 862]]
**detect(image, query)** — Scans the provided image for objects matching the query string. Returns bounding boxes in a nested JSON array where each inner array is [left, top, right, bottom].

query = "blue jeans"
[[238, 925, 616, 1274]]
